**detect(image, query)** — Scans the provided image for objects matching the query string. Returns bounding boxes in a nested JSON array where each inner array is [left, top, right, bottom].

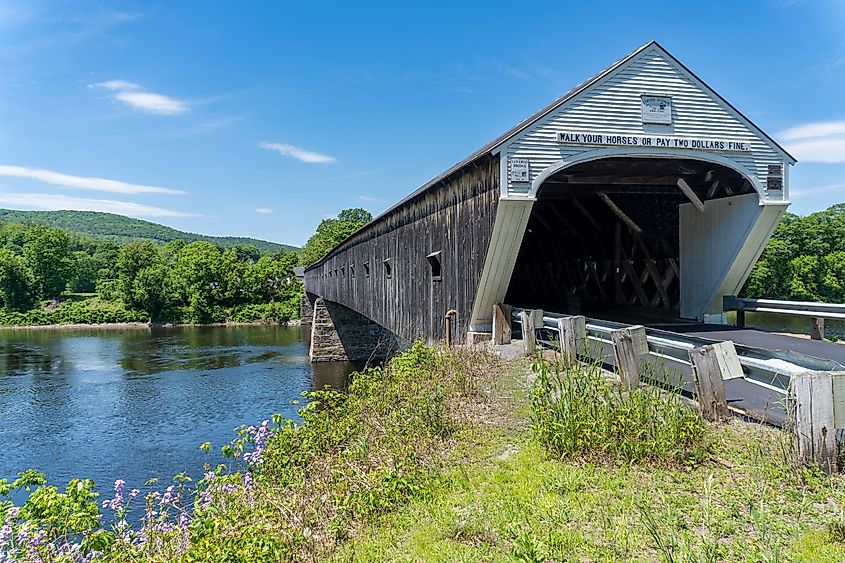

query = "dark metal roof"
[[306, 41, 795, 272]]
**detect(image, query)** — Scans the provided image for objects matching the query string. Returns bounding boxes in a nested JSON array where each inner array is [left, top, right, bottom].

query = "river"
[[0, 325, 356, 498]]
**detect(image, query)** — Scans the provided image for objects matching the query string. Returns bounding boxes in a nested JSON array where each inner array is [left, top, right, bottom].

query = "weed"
[[530, 354, 709, 464]]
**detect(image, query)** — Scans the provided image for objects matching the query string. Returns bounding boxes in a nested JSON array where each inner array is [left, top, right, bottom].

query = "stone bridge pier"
[[302, 293, 400, 362]]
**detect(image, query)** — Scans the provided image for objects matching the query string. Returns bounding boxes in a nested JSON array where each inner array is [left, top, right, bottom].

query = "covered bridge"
[[303, 41, 794, 360]]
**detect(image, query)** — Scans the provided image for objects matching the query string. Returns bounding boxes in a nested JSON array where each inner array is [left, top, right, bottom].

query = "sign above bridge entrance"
[[556, 132, 752, 152]]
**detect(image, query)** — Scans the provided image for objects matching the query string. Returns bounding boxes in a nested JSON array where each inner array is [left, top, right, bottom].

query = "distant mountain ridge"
[[0, 209, 297, 254]]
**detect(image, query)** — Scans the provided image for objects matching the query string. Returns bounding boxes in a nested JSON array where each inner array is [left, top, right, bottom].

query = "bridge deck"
[[649, 324, 845, 365]]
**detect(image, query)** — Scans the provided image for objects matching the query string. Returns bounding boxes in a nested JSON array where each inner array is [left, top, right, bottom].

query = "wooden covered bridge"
[[303, 41, 795, 362]]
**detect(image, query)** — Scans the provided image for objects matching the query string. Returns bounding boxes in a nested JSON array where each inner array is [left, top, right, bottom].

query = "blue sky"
[[0, 1, 843, 246]]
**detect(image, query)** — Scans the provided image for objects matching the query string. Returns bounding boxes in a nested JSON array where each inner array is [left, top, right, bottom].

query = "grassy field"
[[336, 350, 845, 562], [4, 345, 845, 561]]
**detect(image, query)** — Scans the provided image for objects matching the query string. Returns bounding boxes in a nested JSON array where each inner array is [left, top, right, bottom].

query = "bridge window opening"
[[363, 261, 370, 277], [350, 264, 355, 277], [341, 266, 346, 278], [427, 251, 442, 282], [383, 259, 392, 279], [334, 268, 338, 278], [504, 157, 754, 323]]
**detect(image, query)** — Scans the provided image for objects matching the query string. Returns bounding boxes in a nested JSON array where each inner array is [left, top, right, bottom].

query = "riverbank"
[[3, 345, 845, 561], [0, 318, 303, 331]]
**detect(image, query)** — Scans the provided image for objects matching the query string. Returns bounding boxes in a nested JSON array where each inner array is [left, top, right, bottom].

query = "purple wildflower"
[[161, 486, 177, 506]]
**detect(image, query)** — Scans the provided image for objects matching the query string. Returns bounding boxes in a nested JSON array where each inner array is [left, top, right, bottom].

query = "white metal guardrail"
[[508, 308, 834, 403], [724, 295, 845, 340], [506, 306, 845, 473]]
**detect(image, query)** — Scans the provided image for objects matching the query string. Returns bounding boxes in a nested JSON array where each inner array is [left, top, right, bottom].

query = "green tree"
[[132, 264, 172, 320], [169, 242, 228, 322], [116, 241, 162, 306], [67, 251, 99, 293], [23, 225, 73, 298], [300, 208, 372, 265], [230, 244, 262, 264], [0, 248, 35, 310]]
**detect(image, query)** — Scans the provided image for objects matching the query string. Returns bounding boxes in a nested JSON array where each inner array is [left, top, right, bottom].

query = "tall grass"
[[530, 354, 709, 464]]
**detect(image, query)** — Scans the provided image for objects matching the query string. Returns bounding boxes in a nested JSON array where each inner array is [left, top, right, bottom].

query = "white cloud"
[[356, 195, 381, 204], [778, 120, 845, 163], [0, 165, 185, 194], [0, 192, 195, 217], [790, 183, 845, 199], [780, 121, 845, 140], [91, 80, 189, 115], [259, 142, 335, 164], [242, 203, 273, 214]]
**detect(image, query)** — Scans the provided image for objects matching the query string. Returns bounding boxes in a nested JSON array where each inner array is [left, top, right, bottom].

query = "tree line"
[[0, 207, 373, 326], [742, 203, 845, 302]]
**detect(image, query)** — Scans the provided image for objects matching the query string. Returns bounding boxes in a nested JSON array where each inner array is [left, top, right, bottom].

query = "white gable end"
[[500, 44, 790, 203]]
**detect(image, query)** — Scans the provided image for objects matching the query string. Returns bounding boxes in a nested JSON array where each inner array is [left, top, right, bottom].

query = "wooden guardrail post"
[[556, 315, 586, 358], [790, 371, 838, 474], [811, 317, 825, 341], [610, 325, 647, 389], [520, 310, 536, 353], [688, 341, 743, 422], [492, 304, 513, 345]]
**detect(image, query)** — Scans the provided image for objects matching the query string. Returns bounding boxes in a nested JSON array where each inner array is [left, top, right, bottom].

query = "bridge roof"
[[306, 40, 795, 271]]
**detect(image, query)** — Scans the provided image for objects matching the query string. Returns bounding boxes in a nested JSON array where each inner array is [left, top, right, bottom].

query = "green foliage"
[[743, 204, 845, 301], [23, 225, 73, 299], [0, 248, 35, 310], [0, 298, 149, 326], [300, 207, 372, 266], [0, 208, 296, 254], [530, 355, 708, 464]]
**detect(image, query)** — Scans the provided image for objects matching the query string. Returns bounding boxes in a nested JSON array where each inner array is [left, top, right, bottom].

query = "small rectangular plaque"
[[510, 158, 530, 183], [642, 95, 672, 125]]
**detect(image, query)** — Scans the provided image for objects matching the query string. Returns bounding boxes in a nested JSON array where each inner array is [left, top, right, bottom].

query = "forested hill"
[[0, 209, 297, 254]]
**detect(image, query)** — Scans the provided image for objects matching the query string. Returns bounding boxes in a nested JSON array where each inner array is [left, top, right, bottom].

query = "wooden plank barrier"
[[610, 325, 647, 389], [520, 310, 536, 354], [688, 341, 742, 422], [556, 315, 586, 358], [492, 303, 512, 345], [791, 371, 838, 474]]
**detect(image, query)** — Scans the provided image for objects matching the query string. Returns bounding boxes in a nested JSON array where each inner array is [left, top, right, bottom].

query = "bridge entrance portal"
[[504, 156, 756, 323]]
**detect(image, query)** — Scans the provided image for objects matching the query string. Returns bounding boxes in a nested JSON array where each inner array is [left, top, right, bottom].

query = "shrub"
[[531, 354, 709, 464]]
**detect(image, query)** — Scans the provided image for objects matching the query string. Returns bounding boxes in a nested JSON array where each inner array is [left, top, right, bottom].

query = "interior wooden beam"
[[561, 174, 681, 185], [676, 178, 705, 212], [572, 198, 601, 231], [597, 192, 643, 234], [705, 179, 721, 199]]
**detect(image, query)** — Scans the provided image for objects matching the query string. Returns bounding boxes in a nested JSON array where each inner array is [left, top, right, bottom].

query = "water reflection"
[[0, 325, 355, 494]]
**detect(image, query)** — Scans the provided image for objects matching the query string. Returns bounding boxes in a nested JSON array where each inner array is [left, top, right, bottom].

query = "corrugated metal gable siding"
[[505, 48, 785, 199]]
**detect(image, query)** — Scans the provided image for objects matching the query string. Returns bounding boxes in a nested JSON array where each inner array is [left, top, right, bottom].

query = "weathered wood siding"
[[502, 44, 789, 202], [304, 155, 500, 344]]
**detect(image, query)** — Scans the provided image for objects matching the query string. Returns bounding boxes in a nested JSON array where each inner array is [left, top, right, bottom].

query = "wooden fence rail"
[[506, 304, 845, 474]]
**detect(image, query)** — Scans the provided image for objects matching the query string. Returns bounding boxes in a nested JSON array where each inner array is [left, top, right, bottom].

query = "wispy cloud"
[[91, 80, 190, 115], [0, 165, 185, 195], [0, 192, 195, 217], [335, 170, 379, 180], [242, 203, 273, 214], [259, 142, 335, 164], [356, 195, 382, 204], [790, 182, 845, 199], [778, 120, 845, 163]]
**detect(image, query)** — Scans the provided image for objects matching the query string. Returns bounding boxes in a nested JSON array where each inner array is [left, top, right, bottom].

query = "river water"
[[0, 325, 356, 497]]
